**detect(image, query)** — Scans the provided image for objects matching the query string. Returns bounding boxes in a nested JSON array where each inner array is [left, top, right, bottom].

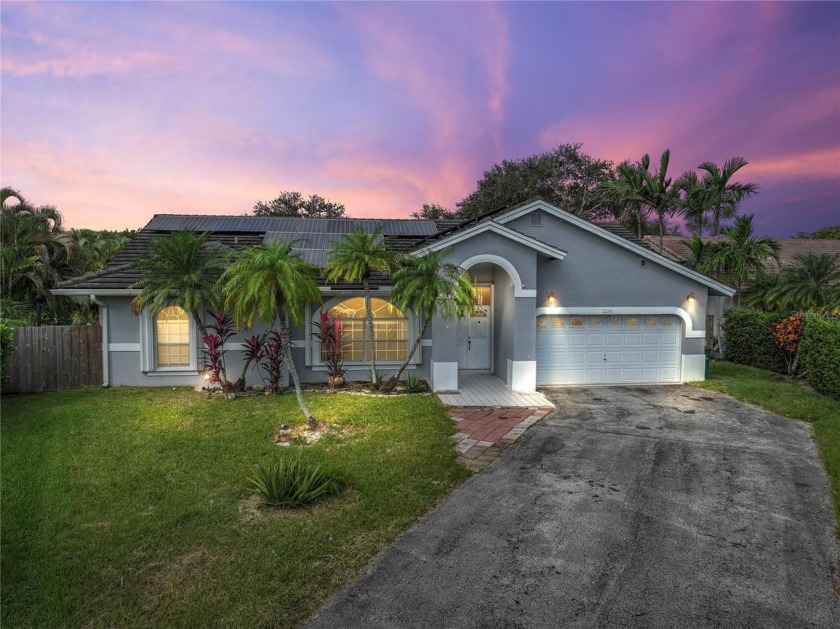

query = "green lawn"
[[690, 361, 840, 528], [1, 388, 470, 628]]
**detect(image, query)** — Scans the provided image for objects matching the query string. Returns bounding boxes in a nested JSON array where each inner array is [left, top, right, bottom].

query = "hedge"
[[722, 309, 788, 373], [0, 319, 20, 380], [800, 315, 840, 399]]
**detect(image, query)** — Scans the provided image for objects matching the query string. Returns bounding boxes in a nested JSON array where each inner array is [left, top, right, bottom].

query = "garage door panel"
[[536, 314, 681, 385]]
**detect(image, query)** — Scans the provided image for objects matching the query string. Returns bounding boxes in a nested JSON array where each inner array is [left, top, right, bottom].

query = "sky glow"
[[1, 1, 838, 236]]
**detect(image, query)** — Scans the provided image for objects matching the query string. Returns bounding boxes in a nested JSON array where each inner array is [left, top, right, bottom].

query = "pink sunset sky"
[[1, 1, 838, 237]]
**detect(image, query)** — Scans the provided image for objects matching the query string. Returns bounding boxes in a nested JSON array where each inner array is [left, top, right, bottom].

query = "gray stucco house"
[[54, 199, 734, 392]]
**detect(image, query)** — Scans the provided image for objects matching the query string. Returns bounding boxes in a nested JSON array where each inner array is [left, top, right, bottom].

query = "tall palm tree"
[[380, 250, 474, 392], [744, 272, 784, 311], [132, 231, 229, 338], [325, 228, 394, 383], [681, 235, 717, 275], [677, 170, 711, 237], [697, 157, 759, 236], [645, 149, 682, 252], [707, 215, 780, 306], [601, 158, 649, 239], [219, 243, 322, 428], [767, 253, 840, 313]]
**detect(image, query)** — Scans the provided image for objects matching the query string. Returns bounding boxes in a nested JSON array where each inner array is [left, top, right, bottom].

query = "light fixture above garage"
[[547, 291, 556, 304], [686, 291, 696, 302]]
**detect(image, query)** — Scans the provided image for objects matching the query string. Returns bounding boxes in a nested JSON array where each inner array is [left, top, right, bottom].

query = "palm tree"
[[697, 157, 759, 236], [744, 272, 784, 311], [707, 215, 780, 306], [132, 231, 229, 338], [601, 158, 649, 239], [325, 228, 394, 383], [1, 193, 74, 320], [681, 235, 717, 275], [677, 170, 711, 237], [219, 242, 322, 429], [767, 253, 840, 312], [380, 250, 474, 392], [645, 149, 681, 252]]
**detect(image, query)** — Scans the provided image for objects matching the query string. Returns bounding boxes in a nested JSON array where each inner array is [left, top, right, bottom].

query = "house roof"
[[645, 235, 840, 273]]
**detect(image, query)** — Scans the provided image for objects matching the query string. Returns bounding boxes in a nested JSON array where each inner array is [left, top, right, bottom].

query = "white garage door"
[[536, 315, 681, 385]]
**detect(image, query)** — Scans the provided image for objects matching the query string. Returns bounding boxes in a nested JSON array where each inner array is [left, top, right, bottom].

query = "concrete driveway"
[[306, 386, 840, 629]]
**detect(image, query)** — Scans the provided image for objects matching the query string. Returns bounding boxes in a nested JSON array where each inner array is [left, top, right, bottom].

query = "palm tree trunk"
[[381, 316, 429, 393], [279, 304, 316, 430], [363, 277, 377, 385], [659, 210, 665, 253], [636, 207, 642, 239]]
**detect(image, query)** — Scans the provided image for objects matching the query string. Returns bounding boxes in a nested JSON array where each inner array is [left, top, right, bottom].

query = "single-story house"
[[54, 199, 734, 392]]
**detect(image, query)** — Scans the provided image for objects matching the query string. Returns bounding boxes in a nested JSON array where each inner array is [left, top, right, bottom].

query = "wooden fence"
[[3, 326, 102, 394]]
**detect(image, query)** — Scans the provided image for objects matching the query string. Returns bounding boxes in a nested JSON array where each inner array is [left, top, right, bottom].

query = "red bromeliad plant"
[[769, 311, 805, 375]]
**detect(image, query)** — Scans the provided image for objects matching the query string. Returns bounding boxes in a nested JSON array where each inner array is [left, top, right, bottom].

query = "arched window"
[[156, 306, 191, 367], [327, 297, 408, 362]]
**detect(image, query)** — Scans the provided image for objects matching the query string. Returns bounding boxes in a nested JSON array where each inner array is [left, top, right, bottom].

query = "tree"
[[600, 158, 649, 239], [1, 188, 74, 321], [645, 149, 682, 252], [456, 143, 616, 221], [325, 228, 394, 383], [380, 250, 474, 392], [410, 203, 458, 221], [252, 191, 346, 218], [70, 228, 135, 275], [219, 243, 322, 429], [132, 231, 230, 338], [697, 157, 759, 236], [706, 215, 780, 305], [677, 170, 712, 237], [767, 253, 840, 312], [681, 235, 715, 274], [795, 226, 840, 239]]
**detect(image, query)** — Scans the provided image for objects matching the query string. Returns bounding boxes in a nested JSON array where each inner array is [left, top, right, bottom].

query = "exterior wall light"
[[547, 291, 557, 305], [686, 291, 696, 302]]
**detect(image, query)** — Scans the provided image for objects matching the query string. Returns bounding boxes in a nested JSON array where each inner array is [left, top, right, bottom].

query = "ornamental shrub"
[[768, 312, 805, 375], [800, 315, 840, 399], [248, 454, 342, 508], [722, 309, 788, 373], [0, 319, 15, 380]]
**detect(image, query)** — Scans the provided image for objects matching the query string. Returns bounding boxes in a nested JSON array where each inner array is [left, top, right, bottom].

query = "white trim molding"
[[457, 254, 537, 298], [534, 306, 705, 339], [496, 200, 735, 297], [108, 343, 141, 352]]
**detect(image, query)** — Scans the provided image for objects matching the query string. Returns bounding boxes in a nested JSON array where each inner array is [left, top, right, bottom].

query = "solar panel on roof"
[[146, 215, 439, 236]]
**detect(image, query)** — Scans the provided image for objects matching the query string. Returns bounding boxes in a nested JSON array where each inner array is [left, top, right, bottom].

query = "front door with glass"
[[457, 286, 492, 371]]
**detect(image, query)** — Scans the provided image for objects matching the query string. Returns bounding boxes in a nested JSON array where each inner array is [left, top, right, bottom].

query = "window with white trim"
[[156, 306, 191, 367], [327, 297, 409, 363]]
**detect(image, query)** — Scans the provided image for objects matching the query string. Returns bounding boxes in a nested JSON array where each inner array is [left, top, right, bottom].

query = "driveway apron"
[[306, 386, 840, 629]]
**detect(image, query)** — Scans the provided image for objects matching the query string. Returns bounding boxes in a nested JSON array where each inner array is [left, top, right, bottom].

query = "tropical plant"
[[401, 372, 426, 393], [325, 228, 394, 385], [681, 235, 716, 274], [696, 157, 759, 236], [241, 332, 267, 388], [381, 250, 474, 392], [769, 311, 805, 375], [201, 309, 235, 389], [132, 231, 229, 337], [247, 454, 342, 508], [260, 330, 285, 394], [744, 272, 784, 311], [766, 253, 840, 313], [312, 311, 345, 388], [1, 188, 75, 321], [410, 203, 459, 221], [69, 228, 134, 274], [706, 215, 781, 305], [600, 158, 649, 239], [219, 242, 321, 428], [676, 170, 711, 237], [645, 149, 682, 252]]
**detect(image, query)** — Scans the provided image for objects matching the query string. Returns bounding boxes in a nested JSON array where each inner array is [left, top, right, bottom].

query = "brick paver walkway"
[[447, 406, 553, 471]]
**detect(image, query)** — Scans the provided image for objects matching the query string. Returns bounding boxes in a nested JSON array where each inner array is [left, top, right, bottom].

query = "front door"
[[457, 286, 491, 371]]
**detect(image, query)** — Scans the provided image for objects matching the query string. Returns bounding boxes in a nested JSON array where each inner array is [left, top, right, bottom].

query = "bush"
[[401, 373, 426, 393], [0, 319, 24, 380], [800, 315, 840, 399], [722, 309, 788, 373], [247, 454, 342, 508]]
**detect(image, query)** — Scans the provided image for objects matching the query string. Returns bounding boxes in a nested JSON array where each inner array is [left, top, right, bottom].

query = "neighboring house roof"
[[645, 235, 840, 273]]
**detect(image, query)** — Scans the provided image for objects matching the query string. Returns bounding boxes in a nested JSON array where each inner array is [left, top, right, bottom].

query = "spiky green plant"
[[247, 454, 342, 508]]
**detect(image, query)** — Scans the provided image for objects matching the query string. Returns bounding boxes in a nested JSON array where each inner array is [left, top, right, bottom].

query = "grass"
[[1, 388, 470, 628], [690, 361, 840, 528]]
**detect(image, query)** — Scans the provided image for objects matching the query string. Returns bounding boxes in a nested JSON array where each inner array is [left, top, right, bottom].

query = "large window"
[[327, 297, 408, 363], [156, 306, 191, 367]]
